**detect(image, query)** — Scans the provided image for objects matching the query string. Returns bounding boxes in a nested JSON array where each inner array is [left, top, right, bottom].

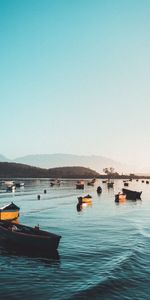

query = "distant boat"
[[6, 185, 16, 192], [124, 182, 129, 187], [0, 202, 20, 221], [115, 193, 126, 202], [107, 182, 114, 188], [0, 221, 61, 253], [102, 180, 107, 183], [78, 194, 92, 204], [50, 179, 61, 187], [97, 186, 102, 194], [87, 178, 96, 186], [4, 181, 14, 187], [76, 180, 84, 189], [122, 188, 142, 200], [15, 182, 24, 188]]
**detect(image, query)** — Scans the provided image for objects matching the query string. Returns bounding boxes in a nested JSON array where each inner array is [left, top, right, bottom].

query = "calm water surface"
[[0, 179, 150, 300]]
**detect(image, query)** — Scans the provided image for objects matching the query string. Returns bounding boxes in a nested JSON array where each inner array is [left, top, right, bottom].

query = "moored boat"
[[115, 193, 126, 202], [76, 180, 84, 189], [122, 188, 142, 200], [97, 186, 102, 194], [78, 194, 92, 204], [0, 221, 61, 253], [107, 182, 114, 188], [87, 178, 96, 186], [0, 202, 20, 221], [15, 182, 24, 188]]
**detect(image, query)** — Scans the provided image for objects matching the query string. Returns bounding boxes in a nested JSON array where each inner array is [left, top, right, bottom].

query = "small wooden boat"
[[0, 221, 61, 253], [0, 202, 20, 221], [87, 178, 96, 186], [122, 188, 142, 200], [97, 186, 102, 194], [76, 180, 84, 189], [115, 193, 126, 202], [78, 194, 92, 204], [107, 182, 114, 188]]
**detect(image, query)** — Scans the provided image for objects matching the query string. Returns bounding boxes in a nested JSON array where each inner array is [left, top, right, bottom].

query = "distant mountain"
[[0, 162, 100, 179], [13, 153, 128, 173], [0, 154, 11, 162]]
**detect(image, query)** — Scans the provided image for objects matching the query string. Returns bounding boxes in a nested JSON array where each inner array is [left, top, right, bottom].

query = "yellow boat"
[[0, 202, 20, 221], [115, 193, 126, 203], [78, 194, 92, 204]]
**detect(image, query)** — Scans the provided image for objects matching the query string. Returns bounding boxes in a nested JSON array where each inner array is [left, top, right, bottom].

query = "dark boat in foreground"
[[122, 188, 142, 200], [0, 221, 61, 254]]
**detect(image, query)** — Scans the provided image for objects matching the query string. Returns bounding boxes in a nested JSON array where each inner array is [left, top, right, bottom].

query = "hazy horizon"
[[1, 0, 150, 170]]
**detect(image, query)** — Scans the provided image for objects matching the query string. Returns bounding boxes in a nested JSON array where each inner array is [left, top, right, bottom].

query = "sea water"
[[0, 179, 149, 300]]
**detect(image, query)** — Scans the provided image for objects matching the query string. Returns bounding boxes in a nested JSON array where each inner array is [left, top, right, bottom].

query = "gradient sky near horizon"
[[0, 0, 150, 170]]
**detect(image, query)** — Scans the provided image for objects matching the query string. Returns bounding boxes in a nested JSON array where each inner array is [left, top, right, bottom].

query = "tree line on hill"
[[0, 162, 100, 179]]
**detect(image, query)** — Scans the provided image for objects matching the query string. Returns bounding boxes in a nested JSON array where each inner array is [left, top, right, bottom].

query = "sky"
[[0, 0, 150, 170]]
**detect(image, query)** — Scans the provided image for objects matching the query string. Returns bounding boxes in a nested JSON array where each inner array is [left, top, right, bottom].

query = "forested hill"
[[0, 162, 100, 179]]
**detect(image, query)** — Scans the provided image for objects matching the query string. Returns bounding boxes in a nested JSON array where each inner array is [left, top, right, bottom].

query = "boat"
[[0, 202, 20, 221], [0, 203, 19, 221], [102, 180, 107, 183], [76, 201, 92, 212], [6, 185, 16, 192], [76, 180, 84, 189], [78, 194, 92, 204], [115, 193, 126, 202], [97, 186, 102, 194], [146, 181, 149, 184], [15, 182, 24, 188], [124, 182, 129, 187], [50, 179, 61, 187], [0, 221, 61, 253], [107, 182, 114, 188], [122, 188, 142, 200], [87, 178, 96, 186], [4, 180, 14, 187]]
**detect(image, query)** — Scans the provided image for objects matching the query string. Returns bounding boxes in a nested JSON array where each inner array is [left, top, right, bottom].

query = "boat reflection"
[[76, 202, 92, 212]]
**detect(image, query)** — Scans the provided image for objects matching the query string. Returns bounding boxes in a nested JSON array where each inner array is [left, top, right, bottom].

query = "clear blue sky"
[[0, 0, 150, 169]]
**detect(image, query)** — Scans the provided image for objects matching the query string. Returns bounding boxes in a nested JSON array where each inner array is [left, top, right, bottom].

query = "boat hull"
[[122, 188, 142, 200], [0, 211, 19, 221], [0, 221, 61, 253]]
